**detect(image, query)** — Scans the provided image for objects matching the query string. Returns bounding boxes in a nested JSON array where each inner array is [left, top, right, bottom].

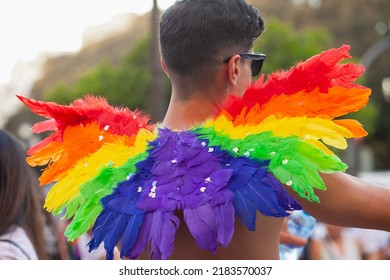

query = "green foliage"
[[45, 19, 333, 111], [254, 17, 332, 74], [348, 102, 379, 137], [44, 35, 153, 110]]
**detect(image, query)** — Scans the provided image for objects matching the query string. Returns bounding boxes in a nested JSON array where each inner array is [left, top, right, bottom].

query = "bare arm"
[[279, 218, 308, 246], [286, 172, 390, 231]]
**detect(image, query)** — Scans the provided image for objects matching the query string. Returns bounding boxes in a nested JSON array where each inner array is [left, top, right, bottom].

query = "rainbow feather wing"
[[20, 45, 370, 260], [207, 44, 370, 202], [88, 128, 296, 259], [17, 95, 155, 241]]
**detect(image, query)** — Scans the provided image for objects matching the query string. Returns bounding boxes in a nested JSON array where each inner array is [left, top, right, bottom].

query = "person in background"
[[279, 218, 308, 248], [0, 129, 48, 260], [348, 228, 390, 260], [308, 222, 362, 260]]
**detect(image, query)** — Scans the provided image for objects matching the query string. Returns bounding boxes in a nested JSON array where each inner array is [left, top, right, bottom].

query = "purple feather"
[[214, 203, 235, 247], [124, 211, 180, 260], [184, 205, 218, 253], [152, 211, 180, 260], [127, 212, 153, 259]]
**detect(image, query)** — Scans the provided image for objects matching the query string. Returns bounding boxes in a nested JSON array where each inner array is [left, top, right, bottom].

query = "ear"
[[160, 57, 170, 78], [226, 54, 241, 86]]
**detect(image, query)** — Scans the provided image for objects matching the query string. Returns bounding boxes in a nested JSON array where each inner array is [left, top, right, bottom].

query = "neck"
[[163, 89, 224, 130]]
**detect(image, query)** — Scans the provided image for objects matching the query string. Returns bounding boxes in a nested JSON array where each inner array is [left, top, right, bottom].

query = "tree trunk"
[[149, 0, 167, 122]]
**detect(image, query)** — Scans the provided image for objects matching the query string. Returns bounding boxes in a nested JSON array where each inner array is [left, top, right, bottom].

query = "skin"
[[156, 49, 390, 260]]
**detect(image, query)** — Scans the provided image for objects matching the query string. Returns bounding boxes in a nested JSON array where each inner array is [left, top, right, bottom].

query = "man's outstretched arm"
[[286, 172, 390, 231]]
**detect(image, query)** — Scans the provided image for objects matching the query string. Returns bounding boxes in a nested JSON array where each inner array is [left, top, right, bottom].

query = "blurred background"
[[1, 0, 389, 260], [2, 0, 390, 173]]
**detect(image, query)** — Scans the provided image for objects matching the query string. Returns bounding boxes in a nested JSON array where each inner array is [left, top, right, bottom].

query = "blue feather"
[[263, 173, 302, 211], [127, 212, 153, 259], [103, 213, 130, 260], [89, 175, 146, 259], [226, 155, 296, 230], [246, 173, 289, 217], [88, 209, 114, 252], [232, 187, 257, 230], [226, 157, 264, 230], [120, 214, 144, 259]]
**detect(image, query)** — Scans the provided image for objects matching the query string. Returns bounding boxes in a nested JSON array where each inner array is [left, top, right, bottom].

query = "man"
[[155, 0, 390, 259], [18, 0, 390, 260]]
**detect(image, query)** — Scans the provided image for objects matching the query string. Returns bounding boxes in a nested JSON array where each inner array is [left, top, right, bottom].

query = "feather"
[[121, 210, 180, 260], [31, 119, 57, 134], [18, 45, 371, 260], [264, 173, 301, 211], [150, 211, 180, 260], [232, 187, 257, 230], [246, 173, 292, 217], [227, 157, 295, 222], [226, 87, 371, 127], [65, 152, 149, 240], [214, 202, 235, 247], [103, 213, 129, 260], [88, 210, 114, 252], [120, 214, 145, 259], [125, 212, 153, 259], [44, 139, 134, 212], [184, 205, 218, 253], [221, 45, 369, 121], [206, 114, 358, 152], [196, 124, 346, 202], [88, 174, 147, 259], [17, 94, 152, 137], [31, 123, 137, 186]]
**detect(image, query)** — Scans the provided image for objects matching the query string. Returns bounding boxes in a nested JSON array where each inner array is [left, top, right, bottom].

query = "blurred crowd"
[[302, 222, 390, 260]]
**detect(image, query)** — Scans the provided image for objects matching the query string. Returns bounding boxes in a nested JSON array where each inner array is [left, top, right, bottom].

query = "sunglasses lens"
[[223, 53, 265, 77], [251, 59, 264, 77]]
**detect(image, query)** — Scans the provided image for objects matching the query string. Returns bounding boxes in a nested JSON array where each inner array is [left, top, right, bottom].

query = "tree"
[[149, 0, 169, 121], [43, 35, 170, 112], [253, 17, 332, 72], [250, 0, 390, 169]]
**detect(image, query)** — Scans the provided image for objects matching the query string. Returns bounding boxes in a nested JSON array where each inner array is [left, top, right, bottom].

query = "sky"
[[0, 0, 176, 86]]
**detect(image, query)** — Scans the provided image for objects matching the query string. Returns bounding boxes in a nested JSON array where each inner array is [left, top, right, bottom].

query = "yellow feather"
[[257, 115, 353, 150], [207, 115, 354, 152], [44, 129, 156, 212]]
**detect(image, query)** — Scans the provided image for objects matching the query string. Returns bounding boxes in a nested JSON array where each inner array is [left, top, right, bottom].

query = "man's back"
[[138, 213, 283, 259]]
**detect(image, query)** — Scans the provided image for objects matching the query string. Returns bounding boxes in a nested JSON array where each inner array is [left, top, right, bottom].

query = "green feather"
[[195, 126, 347, 203], [64, 152, 148, 241]]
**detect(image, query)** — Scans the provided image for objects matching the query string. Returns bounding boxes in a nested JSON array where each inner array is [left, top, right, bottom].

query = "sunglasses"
[[223, 52, 266, 77]]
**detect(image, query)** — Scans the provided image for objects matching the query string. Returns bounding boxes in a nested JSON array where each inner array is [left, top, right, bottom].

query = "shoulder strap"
[[0, 239, 31, 260]]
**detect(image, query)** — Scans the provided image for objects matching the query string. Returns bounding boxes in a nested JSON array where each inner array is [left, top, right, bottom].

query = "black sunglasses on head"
[[223, 52, 266, 77]]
